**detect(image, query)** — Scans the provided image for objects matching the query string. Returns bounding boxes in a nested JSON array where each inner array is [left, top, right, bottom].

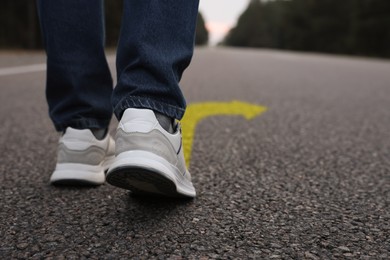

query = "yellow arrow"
[[180, 101, 267, 167]]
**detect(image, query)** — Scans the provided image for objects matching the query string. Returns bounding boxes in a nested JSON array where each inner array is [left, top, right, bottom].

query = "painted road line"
[[181, 101, 267, 167], [0, 63, 46, 76], [0, 55, 115, 77]]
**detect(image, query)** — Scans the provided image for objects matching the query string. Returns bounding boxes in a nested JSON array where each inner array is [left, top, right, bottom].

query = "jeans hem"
[[114, 95, 185, 120], [53, 117, 111, 132]]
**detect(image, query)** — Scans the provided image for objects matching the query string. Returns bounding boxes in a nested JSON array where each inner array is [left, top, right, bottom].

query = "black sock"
[[91, 128, 107, 140], [154, 111, 174, 134]]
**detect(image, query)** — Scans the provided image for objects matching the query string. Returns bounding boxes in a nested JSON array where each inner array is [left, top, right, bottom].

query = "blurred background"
[[1, 0, 389, 58]]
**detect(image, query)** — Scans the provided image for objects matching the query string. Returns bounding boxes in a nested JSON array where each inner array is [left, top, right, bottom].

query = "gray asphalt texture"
[[0, 48, 389, 259]]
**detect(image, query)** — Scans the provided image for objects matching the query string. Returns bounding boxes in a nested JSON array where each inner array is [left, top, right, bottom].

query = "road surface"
[[0, 48, 389, 259]]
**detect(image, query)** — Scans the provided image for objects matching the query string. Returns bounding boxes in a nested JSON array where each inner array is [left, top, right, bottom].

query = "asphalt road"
[[0, 48, 389, 259]]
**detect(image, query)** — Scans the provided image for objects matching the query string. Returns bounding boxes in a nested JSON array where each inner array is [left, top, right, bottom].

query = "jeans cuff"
[[114, 95, 185, 120], [53, 118, 111, 132]]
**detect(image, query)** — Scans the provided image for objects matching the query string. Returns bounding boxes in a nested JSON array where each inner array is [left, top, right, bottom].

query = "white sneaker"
[[106, 108, 196, 198], [50, 127, 115, 185]]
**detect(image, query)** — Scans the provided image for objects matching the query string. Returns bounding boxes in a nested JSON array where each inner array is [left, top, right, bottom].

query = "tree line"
[[0, 1, 208, 49], [224, 0, 390, 58]]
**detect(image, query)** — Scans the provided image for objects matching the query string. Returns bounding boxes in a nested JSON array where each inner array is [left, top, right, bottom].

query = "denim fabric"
[[37, 0, 199, 131]]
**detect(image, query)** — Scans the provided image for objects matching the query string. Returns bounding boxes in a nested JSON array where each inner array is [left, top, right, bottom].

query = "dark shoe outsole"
[[51, 179, 102, 186], [106, 167, 191, 198]]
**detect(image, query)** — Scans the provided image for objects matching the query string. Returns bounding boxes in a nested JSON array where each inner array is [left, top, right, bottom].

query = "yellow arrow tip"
[[230, 100, 268, 120]]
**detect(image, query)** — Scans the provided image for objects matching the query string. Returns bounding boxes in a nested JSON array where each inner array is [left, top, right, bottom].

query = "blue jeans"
[[37, 0, 199, 131]]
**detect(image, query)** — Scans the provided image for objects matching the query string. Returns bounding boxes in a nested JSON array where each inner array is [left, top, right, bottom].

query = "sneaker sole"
[[50, 156, 115, 186], [106, 151, 196, 198], [51, 169, 105, 186]]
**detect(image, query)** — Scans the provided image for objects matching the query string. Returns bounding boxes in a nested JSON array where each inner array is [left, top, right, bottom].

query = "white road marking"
[[0, 63, 46, 76], [0, 55, 115, 77]]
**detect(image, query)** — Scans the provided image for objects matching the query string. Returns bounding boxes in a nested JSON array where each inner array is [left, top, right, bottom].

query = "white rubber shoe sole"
[[106, 150, 196, 198], [50, 156, 115, 185]]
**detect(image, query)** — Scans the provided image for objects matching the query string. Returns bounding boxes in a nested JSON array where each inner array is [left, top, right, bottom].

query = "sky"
[[199, 0, 250, 45]]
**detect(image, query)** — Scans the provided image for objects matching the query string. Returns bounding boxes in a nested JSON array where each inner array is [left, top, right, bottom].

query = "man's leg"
[[112, 0, 200, 120], [37, 0, 115, 185], [107, 0, 200, 197], [37, 0, 113, 131]]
